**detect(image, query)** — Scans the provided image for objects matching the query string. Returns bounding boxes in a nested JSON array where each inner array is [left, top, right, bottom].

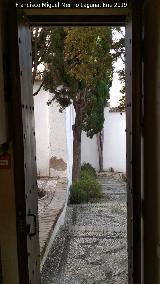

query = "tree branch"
[[33, 81, 44, 96], [32, 28, 39, 84]]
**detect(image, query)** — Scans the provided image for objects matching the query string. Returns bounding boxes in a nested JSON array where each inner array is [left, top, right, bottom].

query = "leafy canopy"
[[41, 27, 113, 137]]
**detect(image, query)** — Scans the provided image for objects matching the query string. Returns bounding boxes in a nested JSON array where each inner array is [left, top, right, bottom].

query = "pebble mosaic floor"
[[41, 172, 128, 284]]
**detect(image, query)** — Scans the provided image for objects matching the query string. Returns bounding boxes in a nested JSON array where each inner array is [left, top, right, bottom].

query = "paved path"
[[41, 172, 128, 284], [38, 177, 67, 257]]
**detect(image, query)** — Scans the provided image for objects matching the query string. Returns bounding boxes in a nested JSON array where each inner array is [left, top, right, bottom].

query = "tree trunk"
[[72, 103, 82, 182], [97, 130, 104, 172]]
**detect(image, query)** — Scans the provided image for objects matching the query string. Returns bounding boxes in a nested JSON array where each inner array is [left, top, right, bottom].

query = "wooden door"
[[126, 1, 143, 283], [6, 1, 143, 283], [7, 3, 41, 283], [18, 22, 41, 284]]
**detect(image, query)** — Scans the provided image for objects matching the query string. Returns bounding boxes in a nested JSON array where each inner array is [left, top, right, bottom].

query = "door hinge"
[[27, 214, 37, 238]]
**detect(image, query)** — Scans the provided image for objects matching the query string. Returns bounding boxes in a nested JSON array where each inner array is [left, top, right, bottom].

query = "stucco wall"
[[103, 108, 126, 172], [49, 100, 67, 178], [81, 107, 126, 173], [34, 84, 126, 177], [81, 132, 99, 170], [34, 82, 50, 177], [66, 104, 75, 186], [34, 84, 74, 181]]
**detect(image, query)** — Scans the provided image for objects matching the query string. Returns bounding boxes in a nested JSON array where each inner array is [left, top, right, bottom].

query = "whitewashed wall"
[[81, 132, 99, 170], [34, 82, 126, 178], [81, 107, 126, 173], [34, 82, 50, 177], [103, 108, 126, 172], [49, 101, 68, 178], [34, 83, 74, 185], [66, 104, 75, 186]]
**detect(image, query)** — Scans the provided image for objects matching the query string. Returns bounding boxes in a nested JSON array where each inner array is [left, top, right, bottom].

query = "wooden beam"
[[23, 7, 129, 25], [24, 7, 129, 16]]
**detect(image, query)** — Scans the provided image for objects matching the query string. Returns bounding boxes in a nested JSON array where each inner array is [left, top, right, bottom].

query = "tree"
[[44, 27, 113, 180], [32, 27, 124, 181], [118, 95, 126, 112], [112, 27, 126, 112], [32, 27, 56, 95]]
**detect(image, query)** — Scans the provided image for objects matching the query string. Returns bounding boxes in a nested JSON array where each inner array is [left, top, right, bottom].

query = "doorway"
[[6, 2, 142, 283], [32, 24, 127, 283]]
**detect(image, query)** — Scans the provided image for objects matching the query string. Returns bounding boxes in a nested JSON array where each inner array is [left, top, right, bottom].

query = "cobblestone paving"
[[38, 177, 67, 257], [41, 172, 128, 284]]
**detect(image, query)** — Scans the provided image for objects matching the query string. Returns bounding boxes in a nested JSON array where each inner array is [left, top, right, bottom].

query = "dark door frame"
[[8, 1, 143, 283]]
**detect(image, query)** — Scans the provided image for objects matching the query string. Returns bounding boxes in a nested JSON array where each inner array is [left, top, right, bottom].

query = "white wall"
[[34, 83, 126, 178], [34, 84, 74, 181], [34, 82, 50, 176], [81, 107, 126, 173], [66, 104, 75, 186], [49, 100, 67, 178], [81, 132, 99, 170], [103, 108, 126, 172]]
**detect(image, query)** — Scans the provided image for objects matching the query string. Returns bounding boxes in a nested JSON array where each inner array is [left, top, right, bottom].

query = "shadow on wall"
[[81, 107, 126, 173], [34, 82, 74, 184]]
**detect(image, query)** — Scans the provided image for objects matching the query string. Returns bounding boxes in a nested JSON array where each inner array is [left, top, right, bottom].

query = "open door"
[[17, 22, 41, 284], [4, 1, 143, 283], [126, 1, 143, 283], [7, 3, 41, 283]]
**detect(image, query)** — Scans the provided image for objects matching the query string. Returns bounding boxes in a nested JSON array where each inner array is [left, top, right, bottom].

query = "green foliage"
[[80, 163, 97, 178], [112, 27, 126, 108], [70, 181, 88, 204], [64, 27, 113, 85], [32, 26, 113, 131], [82, 80, 111, 137], [32, 26, 125, 119], [63, 27, 113, 138], [118, 95, 126, 112], [32, 27, 125, 179], [70, 164, 101, 204]]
